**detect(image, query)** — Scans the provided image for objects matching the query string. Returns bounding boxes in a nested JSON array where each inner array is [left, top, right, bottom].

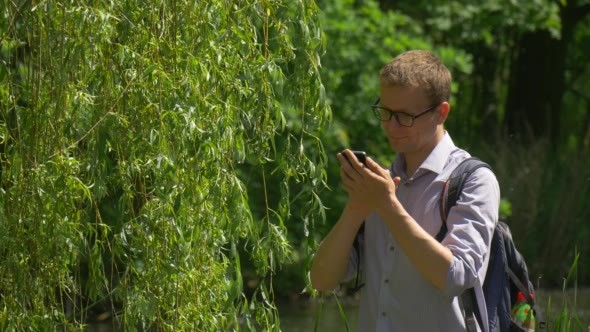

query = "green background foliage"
[[1, 0, 590, 330]]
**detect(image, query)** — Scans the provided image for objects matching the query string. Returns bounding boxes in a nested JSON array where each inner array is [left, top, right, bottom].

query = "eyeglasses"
[[371, 98, 440, 127]]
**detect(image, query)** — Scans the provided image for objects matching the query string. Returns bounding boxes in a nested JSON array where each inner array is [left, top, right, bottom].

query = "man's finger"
[[364, 157, 386, 176], [392, 176, 401, 189]]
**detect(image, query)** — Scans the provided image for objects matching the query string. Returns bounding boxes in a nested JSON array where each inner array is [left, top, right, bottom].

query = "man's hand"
[[338, 149, 401, 215]]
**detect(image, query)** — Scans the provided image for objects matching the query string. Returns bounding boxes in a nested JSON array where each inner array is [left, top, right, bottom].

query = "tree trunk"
[[504, 30, 566, 142], [467, 42, 505, 141], [504, 3, 589, 143]]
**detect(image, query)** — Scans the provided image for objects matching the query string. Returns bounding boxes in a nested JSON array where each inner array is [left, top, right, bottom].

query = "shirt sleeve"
[[443, 167, 500, 298]]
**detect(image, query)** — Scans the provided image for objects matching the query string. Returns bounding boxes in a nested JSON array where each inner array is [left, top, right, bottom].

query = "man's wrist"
[[343, 202, 370, 226], [376, 195, 407, 223]]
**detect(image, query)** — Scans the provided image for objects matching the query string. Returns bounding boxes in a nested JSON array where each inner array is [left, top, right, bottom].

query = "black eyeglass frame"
[[371, 97, 441, 127]]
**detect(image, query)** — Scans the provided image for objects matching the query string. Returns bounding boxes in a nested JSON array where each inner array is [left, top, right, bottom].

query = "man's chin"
[[388, 139, 409, 152]]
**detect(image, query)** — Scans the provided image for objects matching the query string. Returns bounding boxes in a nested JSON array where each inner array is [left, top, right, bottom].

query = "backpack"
[[438, 157, 545, 332]]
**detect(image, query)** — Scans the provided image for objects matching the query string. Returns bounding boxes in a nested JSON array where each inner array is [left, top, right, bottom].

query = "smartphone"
[[342, 150, 367, 165]]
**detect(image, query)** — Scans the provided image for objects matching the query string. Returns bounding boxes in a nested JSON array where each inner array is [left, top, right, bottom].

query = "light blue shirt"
[[343, 133, 500, 332]]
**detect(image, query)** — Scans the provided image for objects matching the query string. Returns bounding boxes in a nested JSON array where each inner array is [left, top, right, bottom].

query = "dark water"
[[86, 288, 590, 331], [278, 288, 590, 332]]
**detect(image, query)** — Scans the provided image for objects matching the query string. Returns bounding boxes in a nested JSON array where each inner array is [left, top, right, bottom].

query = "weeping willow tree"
[[0, 0, 329, 330]]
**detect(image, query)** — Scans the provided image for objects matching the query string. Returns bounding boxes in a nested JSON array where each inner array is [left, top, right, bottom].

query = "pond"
[[278, 288, 590, 332], [86, 288, 590, 331]]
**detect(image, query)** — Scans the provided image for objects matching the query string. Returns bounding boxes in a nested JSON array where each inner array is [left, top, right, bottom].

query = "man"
[[310, 50, 499, 331]]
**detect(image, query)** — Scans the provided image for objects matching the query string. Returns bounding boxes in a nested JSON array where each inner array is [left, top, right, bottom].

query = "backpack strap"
[[348, 222, 365, 294], [499, 223, 532, 301], [437, 157, 492, 332], [461, 290, 480, 332], [436, 157, 492, 241]]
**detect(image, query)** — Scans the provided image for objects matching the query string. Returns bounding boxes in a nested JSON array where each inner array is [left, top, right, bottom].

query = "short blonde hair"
[[380, 50, 451, 104]]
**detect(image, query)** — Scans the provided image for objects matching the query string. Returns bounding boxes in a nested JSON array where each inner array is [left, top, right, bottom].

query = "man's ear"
[[437, 102, 450, 124]]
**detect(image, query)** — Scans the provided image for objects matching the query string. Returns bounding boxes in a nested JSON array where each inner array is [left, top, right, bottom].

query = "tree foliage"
[[315, 0, 590, 287], [0, 0, 329, 330]]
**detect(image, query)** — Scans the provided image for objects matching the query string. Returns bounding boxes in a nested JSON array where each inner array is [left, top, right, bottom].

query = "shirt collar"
[[419, 131, 456, 175], [392, 131, 457, 178]]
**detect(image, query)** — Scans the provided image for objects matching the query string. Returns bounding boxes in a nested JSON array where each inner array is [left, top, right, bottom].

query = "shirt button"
[[381, 312, 387, 317], [389, 246, 394, 251], [384, 279, 389, 284]]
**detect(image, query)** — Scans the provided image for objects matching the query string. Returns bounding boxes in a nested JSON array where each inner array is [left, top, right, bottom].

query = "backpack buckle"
[[465, 315, 479, 332]]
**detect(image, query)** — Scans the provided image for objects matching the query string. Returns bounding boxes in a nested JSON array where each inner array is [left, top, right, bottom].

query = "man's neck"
[[404, 154, 427, 178], [403, 130, 445, 177]]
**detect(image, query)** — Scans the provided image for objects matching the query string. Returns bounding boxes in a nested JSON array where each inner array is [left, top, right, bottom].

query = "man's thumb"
[[392, 176, 401, 189]]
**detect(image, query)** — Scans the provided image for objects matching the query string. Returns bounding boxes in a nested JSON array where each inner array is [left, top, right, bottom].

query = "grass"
[[539, 252, 590, 331]]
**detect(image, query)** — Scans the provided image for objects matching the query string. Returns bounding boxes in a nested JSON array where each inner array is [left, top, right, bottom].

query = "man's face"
[[378, 83, 445, 156]]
